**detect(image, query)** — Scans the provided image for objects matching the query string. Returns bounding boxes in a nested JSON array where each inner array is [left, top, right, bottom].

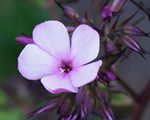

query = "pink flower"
[[18, 20, 102, 94], [15, 36, 34, 44], [102, 6, 112, 19]]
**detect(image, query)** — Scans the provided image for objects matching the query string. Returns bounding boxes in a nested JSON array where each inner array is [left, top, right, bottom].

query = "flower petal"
[[41, 73, 78, 94], [70, 25, 100, 66], [18, 44, 60, 80], [70, 60, 102, 87], [33, 20, 70, 61]]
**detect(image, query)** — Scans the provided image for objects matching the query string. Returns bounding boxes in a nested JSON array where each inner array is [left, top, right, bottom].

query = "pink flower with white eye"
[[18, 20, 102, 94]]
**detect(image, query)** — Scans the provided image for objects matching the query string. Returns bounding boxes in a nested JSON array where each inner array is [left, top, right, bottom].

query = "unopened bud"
[[94, 86, 105, 103], [99, 71, 116, 82], [100, 103, 115, 120], [55, 0, 80, 19], [110, 0, 127, 12], [76, 86, 87, 105], [102, 6, 113, 23], [124, 26, 149, 37], [69, 106, 81, 120], [26, 98, 59, 118], [122, 35, 147, 55], [56, 1, 79, 20], [58, 99, 72, 117], [15, 36, 34, 45], [82, 91, 95, 118], [105, 40, 115, 55], [63, 6, 80, 19], [115, 39, 122, 48], [64, 113, 79, 120]]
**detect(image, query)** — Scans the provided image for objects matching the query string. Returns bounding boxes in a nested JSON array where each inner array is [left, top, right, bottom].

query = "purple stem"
[[131, 79, 150, 120]]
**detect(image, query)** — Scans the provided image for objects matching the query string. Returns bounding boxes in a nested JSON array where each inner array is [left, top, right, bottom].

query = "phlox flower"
[[18, 20, 102, 94]]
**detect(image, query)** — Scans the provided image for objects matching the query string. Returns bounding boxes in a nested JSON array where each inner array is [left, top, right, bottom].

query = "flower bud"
[[102, 6, 113, 23], [63, 113, 80, 120], [124, 26, 149, 37], [55, 1, 80, 20], [26, 98, 59, 119], [115, 39, 122, 48], [58, 99, 72, 117], [105, 40, 115, 55], [110, 0, 127, 12], [76, 86, 87, 105], [122, 35, 147, 55], [63, 6, 80, 19], [94, 86, 105, 103], [99, 71, 116, 82], [68, 106, 81, 120], [82, 91, 95, 118], [15, 36, 34, 45], [100, 103, 115, 120]]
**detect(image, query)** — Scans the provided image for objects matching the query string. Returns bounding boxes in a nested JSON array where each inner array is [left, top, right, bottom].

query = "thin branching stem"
[[131, 79, 150, 120], [130, 0, 150, 20]]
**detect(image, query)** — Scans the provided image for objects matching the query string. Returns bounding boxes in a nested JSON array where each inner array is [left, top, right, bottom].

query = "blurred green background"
[[0, 0, 52, 119], [0, 0, 50, 81]]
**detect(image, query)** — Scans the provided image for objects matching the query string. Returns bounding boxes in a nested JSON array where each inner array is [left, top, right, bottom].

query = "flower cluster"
[[15, 0, 150, 119]]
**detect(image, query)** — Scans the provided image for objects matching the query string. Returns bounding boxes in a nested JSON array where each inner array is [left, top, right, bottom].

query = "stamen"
[[59, 68, 65, 73], [59, 62, 72, 73]]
